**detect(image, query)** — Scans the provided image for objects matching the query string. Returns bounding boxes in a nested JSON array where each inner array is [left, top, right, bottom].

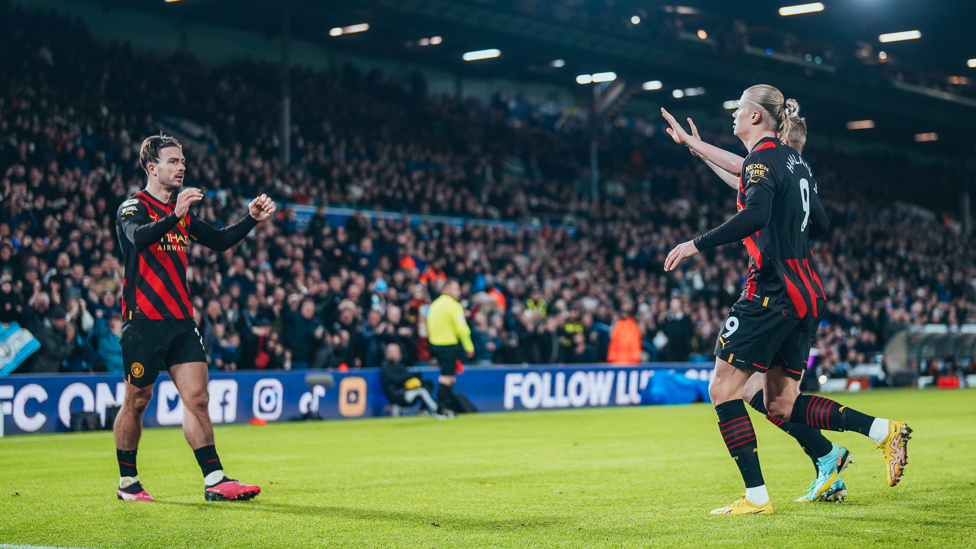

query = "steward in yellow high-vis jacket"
[[426, 279, 474, 415]]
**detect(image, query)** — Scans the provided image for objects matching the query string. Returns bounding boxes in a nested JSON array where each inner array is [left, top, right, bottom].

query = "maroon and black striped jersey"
[[735, 137, 827, 319], [116, 190, 257, 321]]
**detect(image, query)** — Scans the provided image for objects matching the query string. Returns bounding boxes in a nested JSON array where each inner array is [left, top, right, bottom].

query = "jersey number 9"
[[799, 178, 810, 231], [723, 317, 739, 339]]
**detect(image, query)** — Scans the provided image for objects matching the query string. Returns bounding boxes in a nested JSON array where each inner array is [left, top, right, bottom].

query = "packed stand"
[[0, 4, 971, 379]]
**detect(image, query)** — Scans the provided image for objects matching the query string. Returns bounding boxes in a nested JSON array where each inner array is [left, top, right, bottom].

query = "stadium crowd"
[[1, 4, 973, 380]]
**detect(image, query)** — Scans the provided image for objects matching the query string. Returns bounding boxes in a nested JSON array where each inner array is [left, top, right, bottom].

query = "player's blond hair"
[[744, 85, 801, 146], [784, 113, 807, 154]]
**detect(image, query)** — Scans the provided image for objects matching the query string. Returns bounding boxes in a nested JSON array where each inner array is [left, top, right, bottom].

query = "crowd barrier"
[[0, 364, 714, 436]]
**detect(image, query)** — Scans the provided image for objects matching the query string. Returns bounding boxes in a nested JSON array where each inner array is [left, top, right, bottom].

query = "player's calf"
[[790, 395, 911, 486], [715, 399, 769, 508]]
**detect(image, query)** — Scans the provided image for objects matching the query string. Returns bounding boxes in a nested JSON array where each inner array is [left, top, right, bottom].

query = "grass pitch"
[[1, 389, 974, 548]]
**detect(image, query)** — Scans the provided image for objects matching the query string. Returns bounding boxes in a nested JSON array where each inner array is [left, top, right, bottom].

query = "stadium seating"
[[2, 3, 973, 381]]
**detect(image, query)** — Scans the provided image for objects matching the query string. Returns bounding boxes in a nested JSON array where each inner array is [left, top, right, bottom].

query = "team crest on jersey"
[[131, 362, 145, 378]]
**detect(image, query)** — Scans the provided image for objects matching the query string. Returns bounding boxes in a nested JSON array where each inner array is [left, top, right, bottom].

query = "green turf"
[[1, 389, 974, 548]]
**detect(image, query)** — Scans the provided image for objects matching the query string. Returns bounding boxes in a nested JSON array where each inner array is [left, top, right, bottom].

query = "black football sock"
[[790, 394, 876, 436], [750, 391, 832, 470], [193, 445, 224, 480], [117, 449, 138, 478], [436, 384, 454, 413], [716, 400, 764, 489]]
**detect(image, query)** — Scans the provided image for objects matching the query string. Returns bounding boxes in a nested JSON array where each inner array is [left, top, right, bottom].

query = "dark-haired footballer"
[[114, 134, 274, 502]]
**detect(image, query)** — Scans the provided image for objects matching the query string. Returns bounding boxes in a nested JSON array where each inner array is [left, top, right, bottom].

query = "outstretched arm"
[[189, 194, 275, 251], [687, 118, 743, 190], [662, 108, 744, 176]]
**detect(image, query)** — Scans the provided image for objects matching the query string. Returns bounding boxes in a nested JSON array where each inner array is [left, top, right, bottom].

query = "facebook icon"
[[208, 380, 239, 424]]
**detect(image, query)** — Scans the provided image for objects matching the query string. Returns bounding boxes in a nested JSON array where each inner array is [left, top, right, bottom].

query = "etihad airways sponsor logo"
[[157, 232, 189, 253]]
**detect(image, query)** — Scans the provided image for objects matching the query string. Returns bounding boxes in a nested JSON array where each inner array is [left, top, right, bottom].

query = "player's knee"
[[125, 386, 153, 413], [182, 388, 210, 412], [438, 375, 455, 387], [708, 379, 735, 406], [707, 384, 723, 406], [764, 395, 792, 422]]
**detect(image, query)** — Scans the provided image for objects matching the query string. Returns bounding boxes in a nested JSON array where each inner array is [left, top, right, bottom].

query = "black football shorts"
[[713, 297, 819, 380], [121, 319, 208, 387], [430, 344, 461, 376]]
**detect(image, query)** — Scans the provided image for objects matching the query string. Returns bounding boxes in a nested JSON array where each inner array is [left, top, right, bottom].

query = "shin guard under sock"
[[749, 391, 832, 466], [790, 394, 875, 436], [715, 400, 764, 489], [117, 449, 138, 478]]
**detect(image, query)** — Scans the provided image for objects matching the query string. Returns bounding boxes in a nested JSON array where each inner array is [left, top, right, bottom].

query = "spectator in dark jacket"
[[21, 290, 51, 334], [535, 316, 561, 364], [64, 321, 98, 372], [214, 330, 242, 371], [563, 332, 597, 364], [331, 306, 363, 368], [284, 299, 326, 369], [361, 309, 385, 369], [0, 273, 22, 324], [238, 314, 274, 370], [379, 344, 437, 413], [29, 306, 72, 373], [470, 312, 500, 365], [662, 298, 693, 362]]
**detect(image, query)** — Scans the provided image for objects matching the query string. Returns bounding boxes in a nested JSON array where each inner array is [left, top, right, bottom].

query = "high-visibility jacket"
[[426, 295, 474, 353], [526, 298, 548, 319], [606, 316, 641, 364]]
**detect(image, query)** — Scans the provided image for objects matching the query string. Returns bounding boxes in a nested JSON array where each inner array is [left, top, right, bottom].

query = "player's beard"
[[162, 173, 184, 193]]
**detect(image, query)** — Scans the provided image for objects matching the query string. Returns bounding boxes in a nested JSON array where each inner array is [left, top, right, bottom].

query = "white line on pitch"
[[0, 545, 100, 549]]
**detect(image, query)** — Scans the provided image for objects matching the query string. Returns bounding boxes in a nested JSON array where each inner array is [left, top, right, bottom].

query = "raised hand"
[[175, 187, 204, 218], [664, 240, 700, 272], [687, 118, 703, 159], [248, 194, 276, 222], [661, 108, 693, 146]]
